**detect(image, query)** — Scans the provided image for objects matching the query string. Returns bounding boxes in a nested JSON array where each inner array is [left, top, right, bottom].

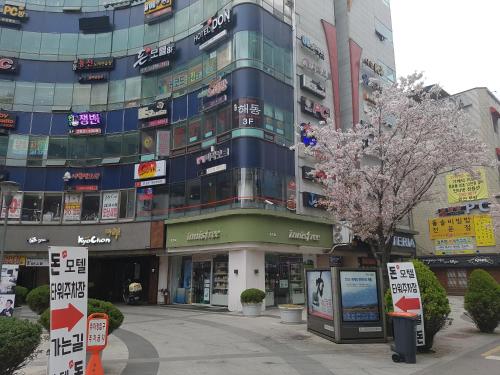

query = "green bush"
[[14, 286, 29, 307], [240, 288, 266, 304], [0, 317, 42, 375], [39, 298, 124, 334], [26, 285, 50, 314], [385, 260, 450, 351], [464, 269, 500, 333]]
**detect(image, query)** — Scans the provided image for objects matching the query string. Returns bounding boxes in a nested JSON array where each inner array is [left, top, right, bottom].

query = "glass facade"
[[0, 2, 296, 223]]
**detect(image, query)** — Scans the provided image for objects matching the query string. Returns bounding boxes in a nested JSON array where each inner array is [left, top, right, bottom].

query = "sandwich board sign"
[[387, 262, 425, 346], [49, 246, 88, 375]]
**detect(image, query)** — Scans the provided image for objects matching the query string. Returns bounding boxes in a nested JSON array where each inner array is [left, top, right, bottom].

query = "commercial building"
[[0, 0, 396, 310], [413, 87, 500, 294]]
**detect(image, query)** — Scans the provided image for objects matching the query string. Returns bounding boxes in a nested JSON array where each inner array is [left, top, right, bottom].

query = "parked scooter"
[[122, 279, 142, 305]]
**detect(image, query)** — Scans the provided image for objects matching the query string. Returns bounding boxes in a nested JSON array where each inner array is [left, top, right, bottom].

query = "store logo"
[[27, 237, 49, 244], [288, 230, 321, 241], [186, 230, 221, 241], [301, 97, 330, 120], [437, 201, 490, 217], [134, 160, 167, 180], [77, 236, 112, 245], [138, 99, 169, 120], [392, 236, 416, 248], [300, 35, 325, 60], [0, 3, 28, 27], [362, 58, 384, 76], [0, 57, 18, 73], [73, 57, 114, 72], [194, 9, 232, 50], [70, 172, 101, 180]]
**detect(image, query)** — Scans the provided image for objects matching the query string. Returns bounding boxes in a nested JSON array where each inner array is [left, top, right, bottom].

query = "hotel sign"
[[194, 9, 232, 50], [144, 0, 173, 23], [134, 44, 175, 74]]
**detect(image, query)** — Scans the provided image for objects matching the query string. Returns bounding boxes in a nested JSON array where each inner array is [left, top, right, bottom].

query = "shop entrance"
[[265, 254, 305, 306], [192, 261, 211, 304]]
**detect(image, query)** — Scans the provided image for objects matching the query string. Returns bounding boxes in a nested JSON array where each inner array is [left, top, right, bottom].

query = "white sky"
[[390, 0, 500, 99]]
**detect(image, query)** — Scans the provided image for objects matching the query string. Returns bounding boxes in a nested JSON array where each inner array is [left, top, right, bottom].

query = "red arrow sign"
[[51, 303, 84, 332], [395, 296, 421, 311]]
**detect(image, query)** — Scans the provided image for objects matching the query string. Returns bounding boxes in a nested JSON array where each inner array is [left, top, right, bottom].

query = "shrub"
[[39, 298, 124, 334], [14, 286, 29, 307], [464, 269, 500, 333], [385, 260, 450, 351], [26, 285, 50, 314], [240, 288, 266, 304], [0, 317, 42, 375]]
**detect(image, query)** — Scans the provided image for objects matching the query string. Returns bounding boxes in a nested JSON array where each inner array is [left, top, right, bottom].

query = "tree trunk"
[[371, 241, 390, 340]]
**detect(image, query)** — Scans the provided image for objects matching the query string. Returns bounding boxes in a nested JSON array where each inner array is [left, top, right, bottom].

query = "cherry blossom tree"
[[303, 73, 493, 284]]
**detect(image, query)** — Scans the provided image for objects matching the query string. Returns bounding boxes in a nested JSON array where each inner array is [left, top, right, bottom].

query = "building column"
[[228, 249, 265, 312], [157, 255, 169, 304]]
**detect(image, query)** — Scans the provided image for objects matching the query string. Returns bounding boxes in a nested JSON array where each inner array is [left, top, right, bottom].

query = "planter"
[[279, 304, 303, 324], [242, 303, 262, 317]]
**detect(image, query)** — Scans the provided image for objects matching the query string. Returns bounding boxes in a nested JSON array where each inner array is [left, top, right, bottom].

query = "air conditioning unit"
[[332, 221, 352, 244]]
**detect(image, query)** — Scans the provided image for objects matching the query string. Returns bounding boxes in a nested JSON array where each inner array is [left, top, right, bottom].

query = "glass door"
[[192, 261, 212, 304]]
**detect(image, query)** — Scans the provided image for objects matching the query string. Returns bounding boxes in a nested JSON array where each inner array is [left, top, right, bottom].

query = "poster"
[[63, 193, 81, 221], [339, 271, 379, 322], [0, 264, 19, 317], [1, 192, 22, 219], [473, 215, 496, 247], [435, 238, 475, 255], [49, 246, 88, 375], [306, 270, 333, 320], [428, 216, 474, 239], [446, 168, 488, 203], [387, 262, 425, 346], [101, 192, 119, 220]]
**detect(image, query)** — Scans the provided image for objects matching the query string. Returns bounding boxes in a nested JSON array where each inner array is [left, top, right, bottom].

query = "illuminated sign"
[[134, 160, 167, 180], [144, 0, 173, 23], [194, 9, 232, 50], [138, 99, 169, 120], [232, 98, 262, 127], [437, 201, 490, 217], [70, 172, 101, 180], [134, 43, 175, 74], [300, 74, 326, 98], [207, 77, 228, 98], [78, 73, 108, 83], [201, 77, 229, 112], [196, 147, 230, 165], [300, 35, 325, 60], [0, 56, 18, 74], [139, 117, 169, 129], [362, 58, 384, 76], [0, 111, 16, 130], [73, 58, 114, 72], [301, 97, 330, 120], [68, 113, 103, 136], [0, 3, 28, 27]]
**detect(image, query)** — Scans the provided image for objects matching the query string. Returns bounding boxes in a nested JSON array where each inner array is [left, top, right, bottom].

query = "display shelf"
[[212, 260, 228, 306]]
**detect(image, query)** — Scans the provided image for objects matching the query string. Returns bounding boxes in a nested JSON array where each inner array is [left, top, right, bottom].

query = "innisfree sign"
[[288, 230, 321, 242]]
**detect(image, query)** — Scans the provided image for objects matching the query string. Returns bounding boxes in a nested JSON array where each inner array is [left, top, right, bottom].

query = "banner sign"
[[101, 192, 119, 220], [1, 192, 22, 219], [446, 169, 488, 203], [473, 215, 496, 247], [49, 246, 88, 375], [428, 216, 474, 239], [63, 194, 82, 221], [435, 238, 475, 254], [0, 264, 19, 317], [387, 262, 425, 346], [134, 160, 167, 180]]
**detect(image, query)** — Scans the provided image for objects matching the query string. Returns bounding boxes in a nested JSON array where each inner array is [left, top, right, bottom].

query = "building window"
[[186, 178, 201, 212], [382, 0, 390, 7], [173, 124, 186, 149], [375, 18, 393, 43], [218, 105, 232, 132], [447, 269, 468, 289], [119, 189, 135, 219], [188, 118, 201, 144], [43, 194, 63, 222], [81, 193, 100, 221], [152, 185, 169, 218], [7, 135, 29, 167], [169, 182, 185, 213], [48, 137, 68, 160], [28, 136, 48, 167], [203, 114, 216, 139], [21, 194, 42, 222]]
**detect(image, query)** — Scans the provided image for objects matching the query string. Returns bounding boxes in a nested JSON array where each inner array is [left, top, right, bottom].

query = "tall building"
[[413, 87, 500, 295], [0, 0, 396, 311]]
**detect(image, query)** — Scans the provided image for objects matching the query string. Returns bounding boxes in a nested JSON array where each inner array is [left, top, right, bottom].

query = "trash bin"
[[388, 312, 417, 364]]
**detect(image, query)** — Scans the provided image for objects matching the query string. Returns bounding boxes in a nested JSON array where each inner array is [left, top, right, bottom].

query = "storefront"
[[165, 210, 333, 311], [3, 221, 165, 302], [419, 254, 500, 295]]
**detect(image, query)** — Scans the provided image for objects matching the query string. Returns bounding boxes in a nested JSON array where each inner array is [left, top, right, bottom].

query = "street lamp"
[[0, 180, 20, 272]]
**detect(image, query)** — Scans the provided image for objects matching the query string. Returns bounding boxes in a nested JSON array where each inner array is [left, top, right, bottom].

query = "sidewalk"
[[20, 296, 498, 375]]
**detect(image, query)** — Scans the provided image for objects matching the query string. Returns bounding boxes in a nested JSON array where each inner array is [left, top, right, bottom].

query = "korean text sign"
[[49, 246, 88, 375], [387, 262, 425, 346], [428, 215, 474, 240], [446, 169, 488, 203], [473, 215, 496, 247]]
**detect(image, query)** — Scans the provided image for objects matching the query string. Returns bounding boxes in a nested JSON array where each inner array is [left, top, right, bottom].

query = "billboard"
[[306, 270, 333, 320], [134, 160, 167, 180], [339, 270, 379, 322]]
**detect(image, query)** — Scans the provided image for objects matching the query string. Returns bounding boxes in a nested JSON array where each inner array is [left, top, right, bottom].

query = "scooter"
[[122, 280, 142, 305]]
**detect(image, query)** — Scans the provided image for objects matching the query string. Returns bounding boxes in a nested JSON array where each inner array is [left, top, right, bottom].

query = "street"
[[22, 297, 499, 375]]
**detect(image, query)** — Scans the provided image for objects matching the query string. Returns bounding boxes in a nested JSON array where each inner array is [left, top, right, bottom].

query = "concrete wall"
[[228, 249, 265, 311]]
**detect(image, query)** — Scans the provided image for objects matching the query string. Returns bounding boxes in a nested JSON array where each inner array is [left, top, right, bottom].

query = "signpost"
[[387, 262, 425, 347], [86, 313, 109, 375], [49, 246, 88, 375]]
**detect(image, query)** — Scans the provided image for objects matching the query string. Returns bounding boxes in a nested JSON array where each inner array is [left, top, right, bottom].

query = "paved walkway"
[[21, 296, 499, 375]]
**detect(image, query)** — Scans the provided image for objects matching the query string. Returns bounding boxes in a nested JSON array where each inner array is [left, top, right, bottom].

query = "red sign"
[[394, 296, 421, 312], [75, 185, 98, 192], [51, 303, 84, 332], [86, 313, 109, 375]]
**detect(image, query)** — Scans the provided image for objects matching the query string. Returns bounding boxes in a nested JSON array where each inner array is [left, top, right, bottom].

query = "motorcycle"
[[122, 280, 142, 305]]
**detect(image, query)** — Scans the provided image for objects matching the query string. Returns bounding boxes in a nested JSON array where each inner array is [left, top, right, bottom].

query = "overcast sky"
[[390, 0, 500, 99]]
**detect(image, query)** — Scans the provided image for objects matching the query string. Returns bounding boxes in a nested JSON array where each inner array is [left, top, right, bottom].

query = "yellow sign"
[[428, 216, 474, 239], [144, 0, 173, 15], [446, 168, 488, 203], [473, 215, 496, 247], [4, 255, 26, 266]]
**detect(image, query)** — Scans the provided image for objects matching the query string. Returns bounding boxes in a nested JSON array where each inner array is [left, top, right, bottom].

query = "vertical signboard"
[[49, 246, 88, 375], [101, 192, 119, 220], [387, 262, 425, 346], [0, 264, 19, 317], [305, 269, 335, 339]]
